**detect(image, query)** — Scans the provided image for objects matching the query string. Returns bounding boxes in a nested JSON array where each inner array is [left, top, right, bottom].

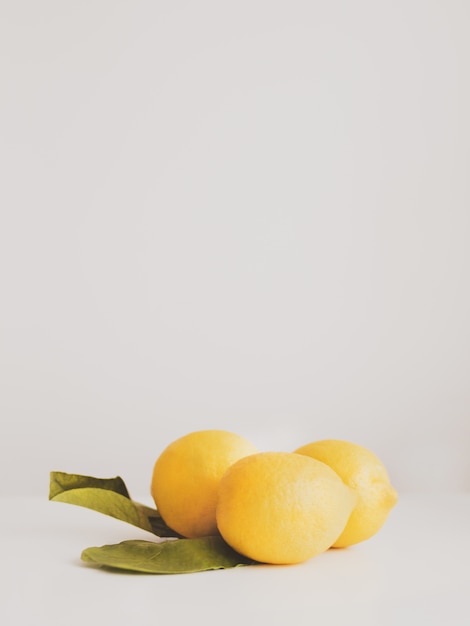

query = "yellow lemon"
[[216, 452, 356, 564], [151, 430, 257, 538], [294, 439, 398, 547]]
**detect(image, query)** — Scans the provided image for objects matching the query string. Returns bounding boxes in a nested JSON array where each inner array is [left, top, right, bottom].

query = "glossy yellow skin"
[[216, 452, 356, 564], [151, 430, 257, 538], [294, 440, 398, 547]]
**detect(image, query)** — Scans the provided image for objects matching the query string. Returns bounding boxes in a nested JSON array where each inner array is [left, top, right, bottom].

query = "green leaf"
[[49, 471, 180, 538], [81, 537, 255, 574]]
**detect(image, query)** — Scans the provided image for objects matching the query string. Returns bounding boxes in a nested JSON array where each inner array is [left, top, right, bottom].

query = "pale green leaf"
[[49, 471, 179, 537], [81, 538, 255, 574]]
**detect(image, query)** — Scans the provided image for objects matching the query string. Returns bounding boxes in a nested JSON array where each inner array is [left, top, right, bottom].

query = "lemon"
[[216, 451, 356, 564], [294, 439, 398, 547], [151, 430, 257, 538]]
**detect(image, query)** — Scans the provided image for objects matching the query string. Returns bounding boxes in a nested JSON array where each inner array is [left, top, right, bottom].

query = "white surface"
[[1, 494, 469, 626], [1, 0, 470, 497]]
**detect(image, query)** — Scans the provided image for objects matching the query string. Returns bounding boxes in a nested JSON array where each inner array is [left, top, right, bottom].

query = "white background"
[[1, 0, 469, 497]]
